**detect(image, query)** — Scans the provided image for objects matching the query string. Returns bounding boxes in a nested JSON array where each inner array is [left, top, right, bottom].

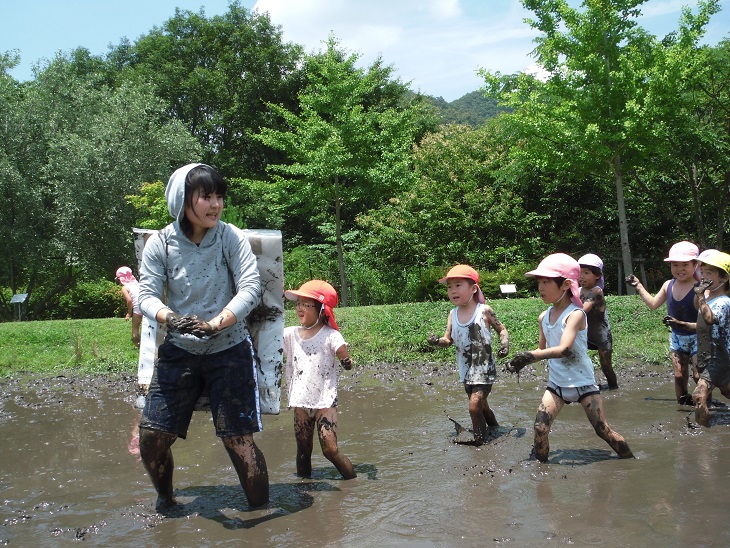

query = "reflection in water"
[[1, 366, 730, 546]]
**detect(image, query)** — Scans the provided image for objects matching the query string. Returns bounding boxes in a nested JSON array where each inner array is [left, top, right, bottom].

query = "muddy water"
[[2, 366, 730, 547]]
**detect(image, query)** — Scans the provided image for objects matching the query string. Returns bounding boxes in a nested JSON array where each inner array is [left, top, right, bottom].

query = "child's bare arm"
[[427, 312, 453, 347], [483, 305, 509, 357], [626, 276, 668, 310], [335, 344, 353, 369]]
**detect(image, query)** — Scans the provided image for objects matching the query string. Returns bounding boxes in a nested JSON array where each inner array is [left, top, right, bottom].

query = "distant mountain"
[[420, 90, 510, 127]]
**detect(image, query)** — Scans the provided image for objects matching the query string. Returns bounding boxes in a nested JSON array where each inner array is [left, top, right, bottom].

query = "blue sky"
[[2, 0, 728, 101]]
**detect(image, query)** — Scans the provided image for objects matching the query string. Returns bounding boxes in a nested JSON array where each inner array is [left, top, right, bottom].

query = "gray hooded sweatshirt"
[[138, 163, 261, 355]]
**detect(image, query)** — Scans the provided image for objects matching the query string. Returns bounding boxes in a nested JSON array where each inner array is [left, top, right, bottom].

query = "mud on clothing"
[[450, 302, 497, 385], [141, 339, 262, 438], [581, 289, 612, 352], [542, 303, 596, 388], [697, 294, 730, 387], [284, 324, 347, 409], [667, 279, 698, 337]]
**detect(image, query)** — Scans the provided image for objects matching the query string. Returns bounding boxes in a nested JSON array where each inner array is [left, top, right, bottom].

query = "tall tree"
[[0, 54, 200, 319], [255, 36, 436, 305], [481, 0, 721, 281], [113, 1, 304, 178]]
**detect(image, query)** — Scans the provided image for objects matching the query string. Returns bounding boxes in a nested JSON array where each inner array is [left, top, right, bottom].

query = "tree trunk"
[[333, 175, 349, 306], [613, 154, 635, 295]]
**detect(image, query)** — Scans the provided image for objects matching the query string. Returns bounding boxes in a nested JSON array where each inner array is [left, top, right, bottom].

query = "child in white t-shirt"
[[283, 280, 356, 479]]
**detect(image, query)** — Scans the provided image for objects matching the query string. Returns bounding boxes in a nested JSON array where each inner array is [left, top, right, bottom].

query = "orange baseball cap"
[[285, 280, 340, 330], [439, 264, 485, 304]]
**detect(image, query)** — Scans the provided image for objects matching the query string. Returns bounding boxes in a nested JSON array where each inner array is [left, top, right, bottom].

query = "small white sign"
[[499, 284, 517, 294]]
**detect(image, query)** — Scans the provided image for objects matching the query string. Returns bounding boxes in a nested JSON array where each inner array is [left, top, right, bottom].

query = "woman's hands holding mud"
[[624, 274, 639, 288], [165, 313, 218, 337]]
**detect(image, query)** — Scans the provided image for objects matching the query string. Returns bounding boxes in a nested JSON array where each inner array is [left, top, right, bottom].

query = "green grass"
[[0, 296, 670, 378]]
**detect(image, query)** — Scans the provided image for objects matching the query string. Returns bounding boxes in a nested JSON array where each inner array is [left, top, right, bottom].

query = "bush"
[[54, 280, 124, 320]]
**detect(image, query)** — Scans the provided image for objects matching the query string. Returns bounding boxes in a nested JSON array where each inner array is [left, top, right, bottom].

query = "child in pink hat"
[[578, 254, 618, 390], [626, 241, 700, 405], [427, 264, 510, 445], [506, 253, 634, 462], [115, 266, 142, 347], [283, 280, 356, 479]]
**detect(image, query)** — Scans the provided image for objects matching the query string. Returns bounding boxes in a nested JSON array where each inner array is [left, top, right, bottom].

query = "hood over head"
[[165, 163, 204, 223]]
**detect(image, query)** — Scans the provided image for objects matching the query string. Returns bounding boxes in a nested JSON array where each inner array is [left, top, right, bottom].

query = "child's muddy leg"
[[294, 408, 315, 478], [468, 385, 497, 444], [693, 379, 711, 427], [315, 408, 356, 479], [533, 391, 562, 462], [598, 348, 618, 389], [582, 395, 634, 459], [671, 350, 691, 404]]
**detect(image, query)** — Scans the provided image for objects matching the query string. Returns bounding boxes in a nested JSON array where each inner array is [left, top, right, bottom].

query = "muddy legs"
[[222, 434, 270, 508], [582, 395, 634, 459], [295, 407, 356, 480], [139, 427, 178, 510], [598, 349, 618, 390]]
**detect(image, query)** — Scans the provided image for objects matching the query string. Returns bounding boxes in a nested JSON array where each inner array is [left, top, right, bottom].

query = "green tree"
[[112, 1, 304, 178], [0, 54, 200, 319], [255, 36, 436, 305], [481, 0, 721, 282]]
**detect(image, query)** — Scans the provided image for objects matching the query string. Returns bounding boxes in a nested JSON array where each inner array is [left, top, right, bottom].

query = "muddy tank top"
[[542, 303, 596, 387], [667, 279, 696, 336], [450, 303, 496, 384]]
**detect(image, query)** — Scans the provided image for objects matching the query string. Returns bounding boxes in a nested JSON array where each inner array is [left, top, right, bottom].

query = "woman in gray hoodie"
[[137, 163, 269, 510]]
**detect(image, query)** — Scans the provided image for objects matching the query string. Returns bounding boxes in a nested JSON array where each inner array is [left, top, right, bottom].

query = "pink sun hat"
[[285, 279, 340, 331], [664, 241, 699, 262], [438, 264, 485, 304], [578, 253, 604, 290], [525, 253, 583, 309], [115, 266, 137, 284]]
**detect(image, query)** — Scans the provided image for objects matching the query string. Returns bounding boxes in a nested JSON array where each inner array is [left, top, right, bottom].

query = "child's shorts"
[[546, 380, 600, 404], [140, 339, 262, 439], [669, 332, 698, 355], [464, 383, 493, 397]]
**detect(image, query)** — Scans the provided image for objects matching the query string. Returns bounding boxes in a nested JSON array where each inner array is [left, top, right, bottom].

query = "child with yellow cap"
[[691, 251, 730, 426], [427, 264, 510, 445]]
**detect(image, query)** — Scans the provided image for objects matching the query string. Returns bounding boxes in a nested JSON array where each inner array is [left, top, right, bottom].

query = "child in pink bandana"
[[283, 280, 356, 479], [507, 253, 634, 462]]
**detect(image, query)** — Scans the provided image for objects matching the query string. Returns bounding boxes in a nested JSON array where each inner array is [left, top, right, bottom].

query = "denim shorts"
[[669, 331, 698, 356], [140, 339, 262, 439]]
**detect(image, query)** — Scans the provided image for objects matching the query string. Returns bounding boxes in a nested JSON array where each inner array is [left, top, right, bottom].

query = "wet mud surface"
[[2, 363, 730, 546]]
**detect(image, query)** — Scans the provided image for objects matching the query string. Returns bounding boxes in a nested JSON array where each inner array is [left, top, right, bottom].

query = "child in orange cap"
[[506, 253, 634, 462], [427, 264, 510, 445], [626, 241, 700, 405], [690, 251, 730, 426], [283, 280, 356, 479]]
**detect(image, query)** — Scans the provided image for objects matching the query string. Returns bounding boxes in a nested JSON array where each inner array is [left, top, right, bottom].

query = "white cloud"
[[251, 0, 729, 101]]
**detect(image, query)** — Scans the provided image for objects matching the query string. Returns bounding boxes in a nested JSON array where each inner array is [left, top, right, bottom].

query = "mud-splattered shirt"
[[542, 304, 596, 387], [697, 295, 730, 386], [284, 325, 347, 409], [580, 287, 612, 352], [450, 303, 496, 385]]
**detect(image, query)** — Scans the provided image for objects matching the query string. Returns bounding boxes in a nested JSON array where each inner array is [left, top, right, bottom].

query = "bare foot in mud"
[[155, 496, 178, 513]]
